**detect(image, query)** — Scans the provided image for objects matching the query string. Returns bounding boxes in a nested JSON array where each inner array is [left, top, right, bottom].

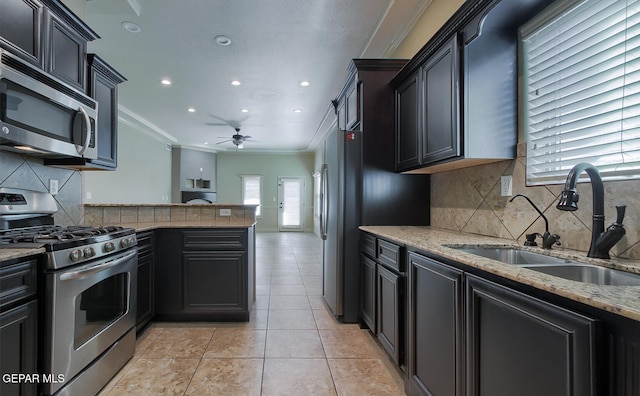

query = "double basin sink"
[[453, 246, 640, 287]]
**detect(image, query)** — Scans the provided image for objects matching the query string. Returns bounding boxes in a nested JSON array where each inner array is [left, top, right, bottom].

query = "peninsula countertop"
[[360, 225, 640, 322]]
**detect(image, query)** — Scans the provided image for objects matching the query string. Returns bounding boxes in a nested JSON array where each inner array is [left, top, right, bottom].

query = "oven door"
[[44, 249, 137, 395]]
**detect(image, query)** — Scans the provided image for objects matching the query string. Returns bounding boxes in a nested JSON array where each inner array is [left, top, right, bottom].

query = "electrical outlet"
[[501, 175, 513, 196], [219, 208, 231, 217]]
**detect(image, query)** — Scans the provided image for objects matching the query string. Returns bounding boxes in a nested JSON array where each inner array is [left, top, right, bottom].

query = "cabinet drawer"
[[378, 239, 402, 272], [361, 233, 376, 258], [182, 229, 246, 250], [0, 259, 37, 308], [136, 231, 155, 256]]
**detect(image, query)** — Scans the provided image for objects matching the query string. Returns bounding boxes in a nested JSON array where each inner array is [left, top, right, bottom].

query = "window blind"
[[522, 0, 640, 185], [241, 175, 262, 216]]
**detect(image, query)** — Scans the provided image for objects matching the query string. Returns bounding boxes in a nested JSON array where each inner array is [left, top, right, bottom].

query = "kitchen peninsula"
[[85, 203, 257, 325]]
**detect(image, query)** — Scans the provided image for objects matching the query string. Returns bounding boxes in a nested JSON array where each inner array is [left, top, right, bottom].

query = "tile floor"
[[99, 232, 406, 395]]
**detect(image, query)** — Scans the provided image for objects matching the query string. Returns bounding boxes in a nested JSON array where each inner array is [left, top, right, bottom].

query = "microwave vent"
[[1, 53, 96, 110]]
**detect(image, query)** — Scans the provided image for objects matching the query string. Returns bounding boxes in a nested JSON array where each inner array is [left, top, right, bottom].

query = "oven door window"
[[74, 273, 128, 348]]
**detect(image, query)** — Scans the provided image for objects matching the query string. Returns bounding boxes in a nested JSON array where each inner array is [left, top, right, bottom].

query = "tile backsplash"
[[0, 151, 83, 226], [431, 155, 640, 259]]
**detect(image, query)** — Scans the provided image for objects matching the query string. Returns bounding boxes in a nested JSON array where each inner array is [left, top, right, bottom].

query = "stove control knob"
[[103, 242, 116, 252], [83, 247, 95, 258], [70, 249, 82, 261]]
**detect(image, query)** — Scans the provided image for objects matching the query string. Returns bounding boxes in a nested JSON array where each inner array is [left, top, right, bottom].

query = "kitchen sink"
[[522, 264, 640, 286], [453, 246, 574, 265], [451, 246, 640, 286]]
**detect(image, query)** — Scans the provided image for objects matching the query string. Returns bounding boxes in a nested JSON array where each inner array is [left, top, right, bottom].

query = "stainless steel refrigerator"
[[320, 128, 362, 322]]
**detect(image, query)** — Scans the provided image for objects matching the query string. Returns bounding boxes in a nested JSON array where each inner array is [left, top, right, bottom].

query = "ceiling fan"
[[216, 128, 254, 149]]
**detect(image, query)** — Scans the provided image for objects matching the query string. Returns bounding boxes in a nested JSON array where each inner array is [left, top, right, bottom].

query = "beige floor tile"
[[271, 274, 304, 285], [262, 358, 336, 396], [254, 295, 270, 310], [203, 328, 267, 358], [105, 358, 200, 395], [328, 358, 406, 396], [256, 284, 271, 296], [185, 358, 264, 395], [319, 328, 381, 358], [268, 309, 317, 329], [133, 326, 164, 357], [265, 329, 325, 358], [312, 308, 341, 329], [308, 295, 328, 310], [269, 284, 307, 296], [216, 309, 269, 330], [269, 295, 310, 310], [141, 327, 214, 359]]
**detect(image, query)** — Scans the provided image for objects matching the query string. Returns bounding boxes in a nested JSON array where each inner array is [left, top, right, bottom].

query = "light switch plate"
[[501, 175, 513, 196], [49, 179, 59, 195], [219, 208, 231, 216]]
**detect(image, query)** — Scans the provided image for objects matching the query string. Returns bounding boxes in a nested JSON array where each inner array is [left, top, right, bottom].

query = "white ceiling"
[[83, 0, 430, 152]]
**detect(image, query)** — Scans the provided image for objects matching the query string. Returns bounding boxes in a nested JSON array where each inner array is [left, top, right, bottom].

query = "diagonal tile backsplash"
[[431, 156, 640, 259], [0, 151, 83, 226]]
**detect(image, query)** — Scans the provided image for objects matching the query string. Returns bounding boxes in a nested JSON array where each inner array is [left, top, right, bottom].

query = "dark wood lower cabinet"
[[0, 300, 37, 396], [154, 227, 254, 321], [360, 254, 376, 332], [182, 251, 246, 315], [465, 274, 599, 396], [406, 252, 463, 396], [377, 264, 402, 365]]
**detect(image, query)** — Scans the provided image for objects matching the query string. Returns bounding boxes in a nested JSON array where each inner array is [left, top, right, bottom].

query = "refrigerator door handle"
[[320, 164, 328, 240]]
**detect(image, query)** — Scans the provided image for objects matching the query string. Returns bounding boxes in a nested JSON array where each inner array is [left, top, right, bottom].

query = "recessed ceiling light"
[[300, 81, 310, 87], [203, 141, 209, 145], [294, 109, 302, 113], [121, 21, 142, 33], [160, 79, 172, 86], [187, 107, 196, 113], [231, 80, 241, 86], [241, 109, 249, 113], [214, 35, 232, 46]]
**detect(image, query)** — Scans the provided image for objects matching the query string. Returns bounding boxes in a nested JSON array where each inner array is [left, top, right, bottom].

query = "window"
[[241, 175, 262, 217], [522, 0, 640, 185]]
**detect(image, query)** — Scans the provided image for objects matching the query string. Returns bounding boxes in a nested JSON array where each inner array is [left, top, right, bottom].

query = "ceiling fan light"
[[237, 143, 244, 149]]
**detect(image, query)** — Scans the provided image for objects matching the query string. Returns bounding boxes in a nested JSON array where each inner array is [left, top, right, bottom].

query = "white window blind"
[[522, 0, 640, 185], [241, 175, 262, 217]]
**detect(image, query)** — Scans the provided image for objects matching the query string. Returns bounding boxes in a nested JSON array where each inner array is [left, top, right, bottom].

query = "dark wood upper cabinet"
[[0, 0, 44, 66], [392, 0, 556, 174]]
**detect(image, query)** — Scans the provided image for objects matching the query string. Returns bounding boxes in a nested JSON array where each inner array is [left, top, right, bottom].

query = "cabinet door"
[[136, 252, 154, 331], [377, 264, 402, 365], [345, 80, 359, 130], [88, 56, 123, 169], [421, 35, 460, 165], [0, 300, 37, 396], [395, 72, 421, 171], [360, 254, 376, 332], [182, 251, 247, 313], [0, 0, 43, 65], [407, 252, 464, 396], [466, 275, 599, 396], [45, 10, 86, 90]]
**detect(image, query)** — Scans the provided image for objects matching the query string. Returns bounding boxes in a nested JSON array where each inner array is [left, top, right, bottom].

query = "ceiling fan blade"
[[215, 139, 232, 145]]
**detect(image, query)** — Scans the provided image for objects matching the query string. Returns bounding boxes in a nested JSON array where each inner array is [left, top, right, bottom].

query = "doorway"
[[278, 176, 304, 231]]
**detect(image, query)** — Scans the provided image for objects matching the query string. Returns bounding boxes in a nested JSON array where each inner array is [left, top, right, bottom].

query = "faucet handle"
[[615, 205, 626, 224], [524, 233, 542, 246]]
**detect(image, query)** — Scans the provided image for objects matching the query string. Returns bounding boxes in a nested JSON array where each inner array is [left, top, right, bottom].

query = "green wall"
[[216, 152, 315, 232]]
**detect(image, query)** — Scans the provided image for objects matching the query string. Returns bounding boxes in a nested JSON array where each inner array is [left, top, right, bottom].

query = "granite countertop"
[[0, 247, 45, 262], [360, 226, 640, 322], [121, 220, 257, 232]]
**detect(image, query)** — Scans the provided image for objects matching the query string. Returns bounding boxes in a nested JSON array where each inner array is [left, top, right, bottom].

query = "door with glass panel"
[[278, 177, 304, 231]]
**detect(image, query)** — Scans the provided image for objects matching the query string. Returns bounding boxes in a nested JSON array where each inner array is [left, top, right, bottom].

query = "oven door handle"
[[59, 250, 136, 281]]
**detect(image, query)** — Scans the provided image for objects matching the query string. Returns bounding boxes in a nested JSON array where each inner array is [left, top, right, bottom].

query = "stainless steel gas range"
[[0, 188, 137, 396]]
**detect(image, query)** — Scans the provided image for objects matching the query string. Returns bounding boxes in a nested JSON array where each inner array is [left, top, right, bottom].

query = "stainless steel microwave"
[[0, 49, 98, 159]]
